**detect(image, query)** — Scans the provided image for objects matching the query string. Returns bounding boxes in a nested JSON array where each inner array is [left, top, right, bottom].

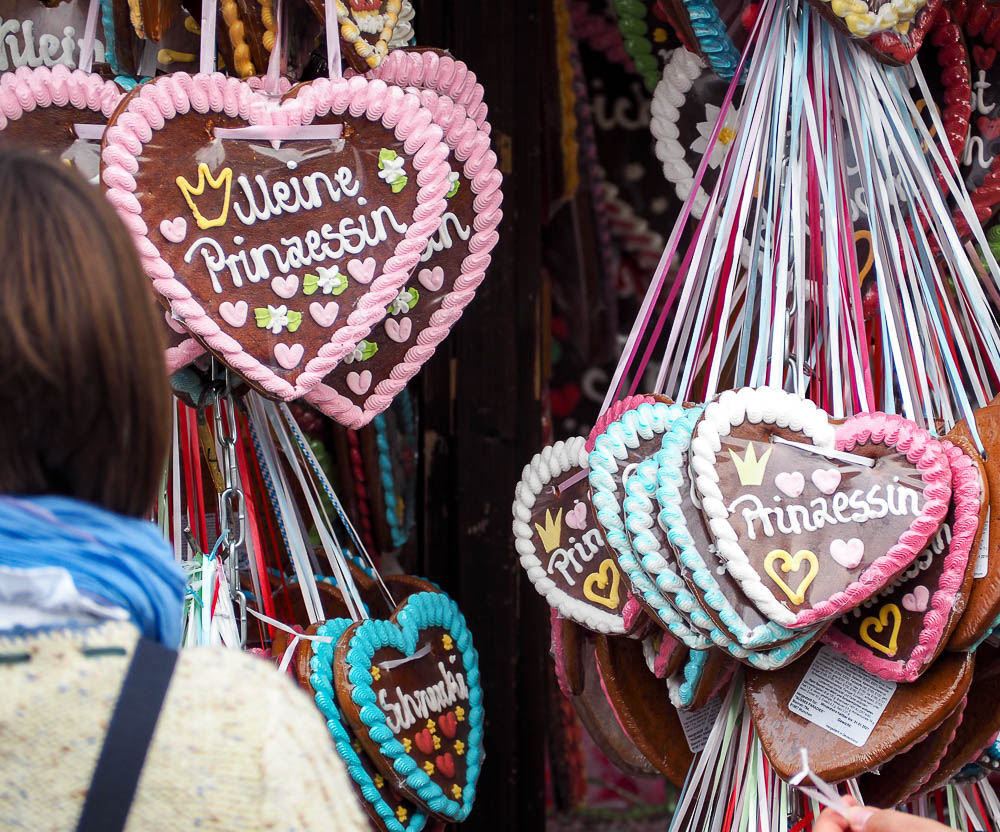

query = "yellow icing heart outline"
[[860, 603, 901, 657], [583, 558, 621, 610], [763, 549, 818, 605]]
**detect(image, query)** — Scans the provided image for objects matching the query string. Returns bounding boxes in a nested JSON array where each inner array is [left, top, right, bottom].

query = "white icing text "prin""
[[547, 527, 606, 584]]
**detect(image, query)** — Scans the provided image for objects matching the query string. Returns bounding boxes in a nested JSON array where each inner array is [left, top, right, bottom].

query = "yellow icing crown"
[[729, 442, 773, 487], [534, 508, 563, 553]]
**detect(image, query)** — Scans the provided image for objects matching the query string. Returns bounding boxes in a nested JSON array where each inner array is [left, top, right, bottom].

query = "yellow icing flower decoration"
[[455, 707, 465, 722], [433, 735, 442, 750], [396, 806, 408, 822], [452, 784, 463, 799], [653, 26, 668, 42], [454, 740, 465, 756], [370, 665, 381, 681], [442, 634, 454, 650], [402, 738, 412, 753], [426, 718, 436, 734], [352, 741, 362, 753], [374, 774, 384, 789], [423, 761, 435, 775]]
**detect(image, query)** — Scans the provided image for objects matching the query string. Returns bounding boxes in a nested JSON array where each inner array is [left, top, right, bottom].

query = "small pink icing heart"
[[811, 468, 842, 495], [418, 265, 445, 291], [902, 584, 930, 612], [159, 216, 187, 243], [774, 471, 805, 498], [218, 300, 248, 328], [309, 301, 339, 327], [347, 257, 376, 284], [565, 501, 588, 530], [271, 274, 299, 299], [164, 310, 187, 334], [829, 537, 864, 569], [384, 317, 412, 343], [274, 343, 304, 369], [347, 370, 373, 395]]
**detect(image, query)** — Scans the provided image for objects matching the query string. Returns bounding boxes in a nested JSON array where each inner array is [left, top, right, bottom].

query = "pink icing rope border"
[[585, 394, 657, 452], [822, 440, 978, 681], [789, 413, 952, 629], [101, 72, 451, 400], [303, 85, 502, 427], [364, 50, 490, 132], [0, 64, 123, 128]]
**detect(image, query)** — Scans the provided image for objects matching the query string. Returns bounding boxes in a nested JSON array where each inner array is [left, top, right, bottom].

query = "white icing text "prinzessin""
[[378, 660, 469, 734], [184, 167, 408, 294], [728, 483, 920, 540]]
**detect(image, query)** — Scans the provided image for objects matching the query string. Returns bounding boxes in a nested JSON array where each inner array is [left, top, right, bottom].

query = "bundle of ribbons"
[[517, 0, 1000, 827]]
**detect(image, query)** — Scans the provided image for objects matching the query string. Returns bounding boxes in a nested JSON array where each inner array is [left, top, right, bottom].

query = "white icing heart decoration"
[[774, 471, 805, 498], [902, 585, 930, 612], [160, 216, 188, 243], [418, 265, 445, 291], [384, 316, 412, 342], [274, 343, 304, 369], [347, 257, 377, 284], [347, 370, 373, 395], [219, 301, 249, 328], [271, 274, 299, 299], [309, 302, 339, 327], [829, 538, 865, 569], [811, 468, 842, 495]]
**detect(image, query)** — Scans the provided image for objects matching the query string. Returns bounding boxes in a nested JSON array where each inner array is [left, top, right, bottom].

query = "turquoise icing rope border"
[[673, 647, 709, 708], [589, 401, 711, 650], [344, 591, 484, 822], [652, 407, 818, 667], [684, 0, 743, 81], [312, 619, 428, 832]]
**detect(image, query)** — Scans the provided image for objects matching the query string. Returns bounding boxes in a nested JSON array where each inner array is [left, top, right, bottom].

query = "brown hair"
[[0, 148, 170, 516]]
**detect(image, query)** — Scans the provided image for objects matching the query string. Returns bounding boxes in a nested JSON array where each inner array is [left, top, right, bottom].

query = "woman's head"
[[0, 147, 170, 516]]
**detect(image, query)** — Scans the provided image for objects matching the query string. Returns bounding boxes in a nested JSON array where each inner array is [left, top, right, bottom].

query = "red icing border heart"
[[101, 71, 451, 399], [303, 82, 502, 426]]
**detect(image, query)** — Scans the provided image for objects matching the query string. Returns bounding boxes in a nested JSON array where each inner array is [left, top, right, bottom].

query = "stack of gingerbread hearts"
[[515, 385, 1000, 806]]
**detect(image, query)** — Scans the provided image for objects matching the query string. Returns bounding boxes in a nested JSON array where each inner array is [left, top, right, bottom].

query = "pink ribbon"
[[264, 0, 284, 93], [78, 0, 101, 74], [213, 124, 344, 140], [325, 0, 342, 79], [200, 0, 219, 75]]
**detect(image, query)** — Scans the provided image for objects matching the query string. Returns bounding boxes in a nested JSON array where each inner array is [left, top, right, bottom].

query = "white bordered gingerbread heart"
[[101, 71, 451, 400], [690, 387, 951, 629]]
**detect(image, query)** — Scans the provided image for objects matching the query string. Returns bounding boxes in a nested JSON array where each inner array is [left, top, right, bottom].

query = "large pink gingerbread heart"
[[101, 72, 451, 400], [691, 388, 951, 630], [303, 80, 502, 427]]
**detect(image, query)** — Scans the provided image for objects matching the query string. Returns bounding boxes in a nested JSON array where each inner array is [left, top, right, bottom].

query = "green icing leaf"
[[409, 287, 420, 308], [390, 175, 408, 194], [253, 308, 271, 328], [303, 273, 319, 295], [331, 278, 348, 297], [378, 148, 398, 168], [446, 179, 460, 199], [287, 310, 303, 333], [359, 340, 379, 361]]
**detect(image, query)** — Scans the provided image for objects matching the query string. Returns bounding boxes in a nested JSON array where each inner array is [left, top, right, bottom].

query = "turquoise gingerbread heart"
[[336, 591, 484, 822], [311, 619, 427, 832]]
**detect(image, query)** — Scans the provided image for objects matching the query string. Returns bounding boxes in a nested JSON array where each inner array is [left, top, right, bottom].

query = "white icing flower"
[[316, 266, 345, 295], [353, 12, 387, 34], [389, 288, 417, 315], [690, 103, 739, 170], [267, 304, 289, 335], [378, 155, 406, 184], [343, 344, 365, 364]]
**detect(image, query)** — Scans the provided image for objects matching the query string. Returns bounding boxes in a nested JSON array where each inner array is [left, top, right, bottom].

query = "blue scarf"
[[0, 495, 185, 646]]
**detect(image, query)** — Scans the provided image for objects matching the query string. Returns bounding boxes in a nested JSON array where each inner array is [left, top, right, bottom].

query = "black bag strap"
[[75, 637, 178, 832]]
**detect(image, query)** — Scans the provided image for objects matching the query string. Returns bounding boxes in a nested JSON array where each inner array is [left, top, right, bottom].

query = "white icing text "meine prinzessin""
[[0, 18, 105, 71], [728, 483, 921, 540], [378, 660, 469, 734], [184, 167, 409, 294]]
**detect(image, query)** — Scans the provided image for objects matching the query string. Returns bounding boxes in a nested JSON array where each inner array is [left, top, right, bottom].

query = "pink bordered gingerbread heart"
[[302, 82, 502, 426], [101, 71, 451, 400], [691, 388, 951, 629], [823, 440, 983, 681]]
